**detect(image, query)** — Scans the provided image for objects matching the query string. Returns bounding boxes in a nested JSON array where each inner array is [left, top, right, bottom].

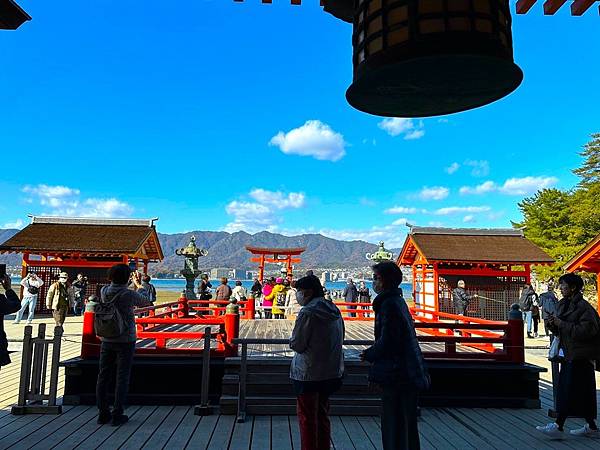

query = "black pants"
[[348, 303, 356, 318], [264, 309, 272, 319], [380, 383, 420, 450], [96, 341, 136, 414], [274, 313, 284, 319]]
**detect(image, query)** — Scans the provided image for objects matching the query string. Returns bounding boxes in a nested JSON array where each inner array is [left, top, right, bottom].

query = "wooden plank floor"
[[2, 316, 600, 449]]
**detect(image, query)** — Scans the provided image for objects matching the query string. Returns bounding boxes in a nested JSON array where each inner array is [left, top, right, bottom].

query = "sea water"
[[152, 278, 413, 297]]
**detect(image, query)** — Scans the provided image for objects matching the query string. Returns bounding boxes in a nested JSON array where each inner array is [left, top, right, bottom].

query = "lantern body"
[[0, 0, 31, 30], [346, 0, 523, 117]]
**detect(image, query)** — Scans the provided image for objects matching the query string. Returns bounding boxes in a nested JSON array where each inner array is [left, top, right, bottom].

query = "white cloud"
[[378, 118, 425, 140], [225, 188, 306, 233], [445, 162, 460, 174], [269, 120, 346, 162], [391, 218, 408, 226], [21, 184, 133, 218], [434, 206, 491, 216], [418, 186, 449, 201], [384, 206, 418, 215], [459, 181, 497, 195], [2, 219, 24, 229], [318, 221, 409, 249], [249, 189, 305, 209], [460, 176, 559, 196], [464, 160, 490, 177], [499, 176, 558, 195], [463, 215, 476, 223]]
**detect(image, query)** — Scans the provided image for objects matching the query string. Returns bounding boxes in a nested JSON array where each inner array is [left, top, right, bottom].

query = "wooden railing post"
[[194, 326, 212, 416], [224, 301, 240, 357], [246, 297, 255, 320], [237, 342, 248, 423], [81, 301, 100, 359], [12, 324, 62, 415], [507, 303, 525, 364], [180, 290, 189, 318]]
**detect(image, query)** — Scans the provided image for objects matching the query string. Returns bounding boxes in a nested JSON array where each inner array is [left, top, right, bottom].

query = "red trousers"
[[297, 392, 331, 450]]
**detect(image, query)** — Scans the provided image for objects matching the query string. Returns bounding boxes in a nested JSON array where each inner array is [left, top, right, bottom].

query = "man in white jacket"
[[14, 273, 44, 324]]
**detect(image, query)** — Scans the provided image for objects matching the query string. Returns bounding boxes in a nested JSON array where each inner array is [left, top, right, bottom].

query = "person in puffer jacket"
[[267, 277, 287, 319], [262, 278, 275, 319], [290, 274, 344, 450]]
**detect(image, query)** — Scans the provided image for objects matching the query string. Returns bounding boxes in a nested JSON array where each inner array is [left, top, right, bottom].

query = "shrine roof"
[[398, 227, 554, 265], [564, 232, 600, 273], [0, 216, 163, 260]]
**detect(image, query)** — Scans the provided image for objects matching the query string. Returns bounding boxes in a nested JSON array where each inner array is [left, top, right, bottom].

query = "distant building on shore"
[[231, 268, 246, 280], [210, 267, 231, 279]]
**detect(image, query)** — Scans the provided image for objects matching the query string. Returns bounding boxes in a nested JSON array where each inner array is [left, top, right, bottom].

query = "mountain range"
[[0, 228, 401, 274]]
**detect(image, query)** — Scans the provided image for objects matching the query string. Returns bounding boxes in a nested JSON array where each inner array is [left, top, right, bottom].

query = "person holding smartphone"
[[15, 272, 44, 324], [1, 272, 21, 368]]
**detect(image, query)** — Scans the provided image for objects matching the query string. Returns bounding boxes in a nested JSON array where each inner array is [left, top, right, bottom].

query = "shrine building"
[[398, 226, 554, 321], [0, 216, 163, 314]]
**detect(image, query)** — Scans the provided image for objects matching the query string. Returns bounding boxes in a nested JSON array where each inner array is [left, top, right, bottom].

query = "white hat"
[[58, 272, 68, 279]]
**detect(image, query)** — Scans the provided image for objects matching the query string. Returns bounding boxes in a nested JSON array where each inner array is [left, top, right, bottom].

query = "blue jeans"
[[14, 295, 37, 323], [524, 310, 533, 334]]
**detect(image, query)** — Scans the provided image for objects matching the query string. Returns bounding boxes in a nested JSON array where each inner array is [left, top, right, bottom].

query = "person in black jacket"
[[1, 274, 21, 369], [452, 280, 477, 316], [536, 273, 600, 439], [360, 262, 430, 450], [519, 283, 539, 338]]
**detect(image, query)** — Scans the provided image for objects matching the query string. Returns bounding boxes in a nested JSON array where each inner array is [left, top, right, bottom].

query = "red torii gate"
[[246, 246, 306, 282]]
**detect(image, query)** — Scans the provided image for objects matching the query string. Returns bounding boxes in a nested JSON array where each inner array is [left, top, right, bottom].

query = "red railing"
[[80, 293, 240, 359], [187, 298, 255, 320]]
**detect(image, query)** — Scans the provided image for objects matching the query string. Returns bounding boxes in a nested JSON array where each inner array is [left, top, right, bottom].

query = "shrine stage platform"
[[60, 320, 545, 410]]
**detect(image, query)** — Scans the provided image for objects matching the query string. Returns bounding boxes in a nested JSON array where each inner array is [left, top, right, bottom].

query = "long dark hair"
[[295, 275, 325, 298]]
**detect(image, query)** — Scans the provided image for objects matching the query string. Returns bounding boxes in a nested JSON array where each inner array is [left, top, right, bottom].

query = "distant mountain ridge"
[[0, 228, 401, 273]]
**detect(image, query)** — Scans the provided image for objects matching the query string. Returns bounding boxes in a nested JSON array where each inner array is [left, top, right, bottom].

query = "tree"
[[573, 132, 600, 186], [516, 134, 600, 305]]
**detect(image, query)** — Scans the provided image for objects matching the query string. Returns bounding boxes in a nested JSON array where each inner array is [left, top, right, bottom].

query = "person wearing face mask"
[[360, 262, 430, 450], [536, 273, 600, 439], [46, 272, 71, 327], [290, 274, 344, 450]]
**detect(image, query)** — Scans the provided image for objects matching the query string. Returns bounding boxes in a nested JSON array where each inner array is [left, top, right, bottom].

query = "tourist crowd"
[[2, 262, 599, 448]]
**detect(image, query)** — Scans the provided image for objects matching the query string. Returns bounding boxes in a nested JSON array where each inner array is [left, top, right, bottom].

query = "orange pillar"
[[81, 307, 101, 359], [224, 309, 240, 357], [597, 273, 600, 312]]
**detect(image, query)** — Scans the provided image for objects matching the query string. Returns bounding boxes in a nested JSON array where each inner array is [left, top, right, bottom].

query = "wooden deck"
[[2, 316, 600, 449]]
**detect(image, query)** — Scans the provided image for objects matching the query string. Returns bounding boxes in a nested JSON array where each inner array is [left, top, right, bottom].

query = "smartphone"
[[0, 264, 6, 278]]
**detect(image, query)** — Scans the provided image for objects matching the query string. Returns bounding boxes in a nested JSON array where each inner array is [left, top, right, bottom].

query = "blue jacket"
[[1, 289, 21, 366], [363, 288, 430, 390]]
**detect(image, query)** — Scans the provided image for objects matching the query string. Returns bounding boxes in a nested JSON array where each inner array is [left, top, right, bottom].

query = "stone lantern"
[[175, 236, 208, 300], [366, 241, 394, 263]]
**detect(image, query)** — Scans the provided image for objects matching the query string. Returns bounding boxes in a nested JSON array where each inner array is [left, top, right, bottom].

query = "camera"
[[0, 264, 6, 278]]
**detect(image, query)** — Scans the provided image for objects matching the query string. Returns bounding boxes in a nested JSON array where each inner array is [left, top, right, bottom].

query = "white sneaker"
[[536, 423, 563, 439], [570, 424, 600, 438], [13, 321, 20, 325], [26, 320, 32, 325]]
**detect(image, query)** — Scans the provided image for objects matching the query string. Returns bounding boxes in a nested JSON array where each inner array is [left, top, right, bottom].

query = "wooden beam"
[[516, 0, 538, 14], [543, 0, 568, 14], [571, 0, 596, 15]]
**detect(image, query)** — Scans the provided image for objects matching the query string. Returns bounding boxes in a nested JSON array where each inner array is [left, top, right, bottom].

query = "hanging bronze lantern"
[[345, 0, 523, 117], [0, 0, 31, 30]]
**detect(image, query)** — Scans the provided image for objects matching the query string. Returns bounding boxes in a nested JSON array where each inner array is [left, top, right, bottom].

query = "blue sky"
[[0, 1, 598, 247]]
